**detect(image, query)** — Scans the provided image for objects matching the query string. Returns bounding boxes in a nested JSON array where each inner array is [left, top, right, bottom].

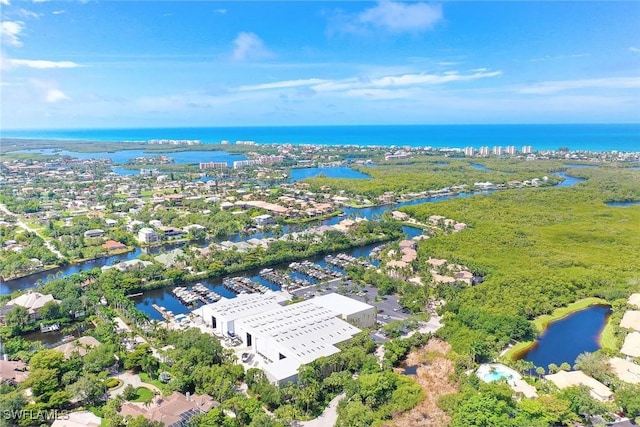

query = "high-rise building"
[[199, 162, 228, 170], [464, 147, 475, 156], [492, 146, 503, 156], [506, 146, 516, 155], [522, 145, 533, 154], [479, 146, 490, 156]]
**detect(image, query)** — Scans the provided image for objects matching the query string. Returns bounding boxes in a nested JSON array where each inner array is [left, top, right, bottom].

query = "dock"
[[40, 323, 60, 333], [152, 304, 174, 321]]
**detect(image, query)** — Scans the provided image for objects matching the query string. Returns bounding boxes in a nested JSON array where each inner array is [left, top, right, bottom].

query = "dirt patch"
[[387, 338, 458, 427]]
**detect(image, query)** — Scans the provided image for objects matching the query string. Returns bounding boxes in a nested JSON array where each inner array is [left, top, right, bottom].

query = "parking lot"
[[291, 278, 412, 327]]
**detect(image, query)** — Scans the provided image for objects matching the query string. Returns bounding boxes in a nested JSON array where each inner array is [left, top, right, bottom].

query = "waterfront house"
[[0, 291, 60, 324], [138, 227, 160, 244], [102, 240, 127, 252]]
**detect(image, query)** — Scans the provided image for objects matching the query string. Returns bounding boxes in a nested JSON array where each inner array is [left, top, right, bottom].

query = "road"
[[0, 203, 64, 260]]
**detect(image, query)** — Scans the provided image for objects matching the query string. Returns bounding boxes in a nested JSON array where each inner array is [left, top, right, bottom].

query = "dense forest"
[[401, 168, 640, 357]]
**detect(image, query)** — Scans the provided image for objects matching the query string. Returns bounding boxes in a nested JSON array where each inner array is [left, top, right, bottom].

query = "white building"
[[196, 293, 375, 384], [199, 162, 228, 170], [492, 146, 503, 156], [311, 293, 376, 328], [198, 293, 284, 337], [137, 227, 159, 244], [234, 300, 362, 384], [253, 214, 274, 227]]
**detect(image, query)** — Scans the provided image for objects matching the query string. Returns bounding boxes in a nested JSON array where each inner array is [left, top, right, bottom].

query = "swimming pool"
[[476, 363, 522, 384]]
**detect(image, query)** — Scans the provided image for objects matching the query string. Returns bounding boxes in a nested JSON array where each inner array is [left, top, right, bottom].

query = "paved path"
[[110, 372, 161, 397], [298, 393, 345, 427]]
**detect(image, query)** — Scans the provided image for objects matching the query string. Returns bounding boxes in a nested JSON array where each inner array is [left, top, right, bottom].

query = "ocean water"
[[3, 124, 639, 152]]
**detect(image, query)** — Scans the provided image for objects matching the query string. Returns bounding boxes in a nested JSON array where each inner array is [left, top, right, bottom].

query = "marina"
[[172, 283, 222, 305]]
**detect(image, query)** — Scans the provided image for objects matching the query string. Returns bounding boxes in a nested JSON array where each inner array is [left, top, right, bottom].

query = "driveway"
[[110, 371, 161, 397], [298, 393, 345, 427]]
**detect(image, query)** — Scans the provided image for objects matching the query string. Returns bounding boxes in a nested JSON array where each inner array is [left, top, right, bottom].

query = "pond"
[[289, 166, 371, 182], [521, 305, 611, 371], [606, 201, 640, 207], [470, 163, 490, 171]]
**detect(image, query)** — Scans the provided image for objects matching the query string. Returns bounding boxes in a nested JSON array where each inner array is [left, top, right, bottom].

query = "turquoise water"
[[12, 148, 246, 166], [482, 369, 514, 382], [3, 124, 640, 152]]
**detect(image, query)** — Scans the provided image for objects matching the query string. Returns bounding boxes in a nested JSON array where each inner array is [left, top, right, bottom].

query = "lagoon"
[[13, 148, 247, 166], [522, 305, 611, 371]]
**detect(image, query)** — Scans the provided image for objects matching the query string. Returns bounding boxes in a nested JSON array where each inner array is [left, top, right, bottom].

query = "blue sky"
[[1, 1, 639, 129]]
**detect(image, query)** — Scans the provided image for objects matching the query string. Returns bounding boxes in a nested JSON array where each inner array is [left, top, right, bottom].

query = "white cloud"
[[9, 59, 81, 69], [335, 1, 443, 34], [0, 0, 10, 5], [1, 21, 25, 47], [29, 79, 70, 103], [52, 10, 65, 15], [630, 47, 640, 53], [214, 9, 226, 14], [518, 77, 640, 94], [18, 8, 41, 19], [45, 88, 70, 103], [359, 1, 443, 32], [232, 32, 273, 61], [238, 78, 327, 92]]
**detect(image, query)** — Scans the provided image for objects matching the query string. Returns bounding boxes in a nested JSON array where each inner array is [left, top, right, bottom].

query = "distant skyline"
[[1, 1, 639, 129]]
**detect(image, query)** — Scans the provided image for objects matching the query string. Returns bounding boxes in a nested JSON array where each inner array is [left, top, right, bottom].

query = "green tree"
[[25, 368, 59, 400], [5, 305, 30, 333], [615, 384, 640, 418], [39, 300, 61, 320], [66, 374, 107, 405]]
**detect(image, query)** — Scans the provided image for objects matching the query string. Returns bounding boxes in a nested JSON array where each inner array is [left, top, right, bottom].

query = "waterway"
[[521, 305, 611, 371], [606, 201, 640, 207], [555, 172, 586, 188], [0, 168, 581, 296], [13, 148, 247, 166], [133, 242, 384, 321]]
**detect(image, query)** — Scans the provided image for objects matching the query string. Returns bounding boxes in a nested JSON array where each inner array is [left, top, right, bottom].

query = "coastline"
[[502, 297, 611, 361], [2, 123, 640, 152]]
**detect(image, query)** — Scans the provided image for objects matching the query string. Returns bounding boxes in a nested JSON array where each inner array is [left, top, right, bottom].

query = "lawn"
[[131, 386, 155, 403], [139, 372, 166, 391]]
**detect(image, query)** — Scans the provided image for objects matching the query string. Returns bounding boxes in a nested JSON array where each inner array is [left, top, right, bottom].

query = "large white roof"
[[237, 299, 361, 364], [312, 293, 374, 316], [545, 370, 612, 401], [200, 293, 282, 322]]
